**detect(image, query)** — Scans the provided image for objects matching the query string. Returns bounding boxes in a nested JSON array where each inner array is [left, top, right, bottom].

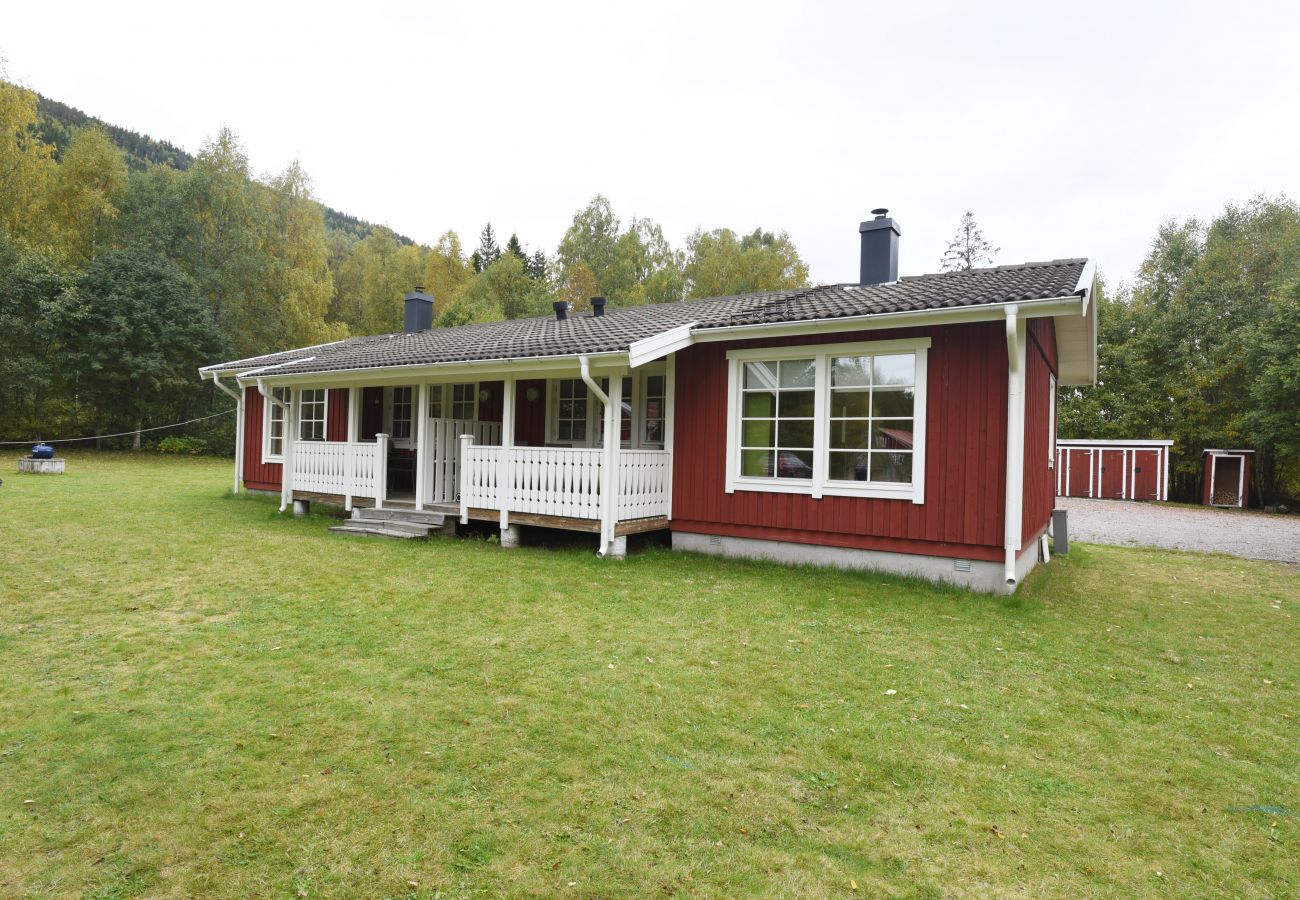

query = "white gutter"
[[1003, 305, 1026, 588], [239, 351, 629, 386], [256, 378, 294, 512], [579, 355, 618, 558], [208, 372, 244, 496]]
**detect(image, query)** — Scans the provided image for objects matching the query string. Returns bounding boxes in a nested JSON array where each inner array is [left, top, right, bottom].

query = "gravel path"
[[1058, 497, 1300, 565]]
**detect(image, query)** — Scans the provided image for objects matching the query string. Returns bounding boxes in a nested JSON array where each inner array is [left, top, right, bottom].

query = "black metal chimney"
[[403, 287, 434, 332], [859, 208, 901, 286], [590, 296, 606, 317], [553, 300, 569, 321]]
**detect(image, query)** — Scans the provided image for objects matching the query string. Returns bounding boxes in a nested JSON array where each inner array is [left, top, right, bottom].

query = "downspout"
[[209, 372, 243, 496], [257, 378, 293, 512], [579, 356, 615, 557], [1003, 305, 1026, 588]]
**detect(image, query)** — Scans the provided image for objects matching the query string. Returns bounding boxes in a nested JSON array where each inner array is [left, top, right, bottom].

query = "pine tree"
[[470, 222, 501, 273], [526, 248, 548, 280], [940, 211, 999, 271], [505, 233, 526, 262]]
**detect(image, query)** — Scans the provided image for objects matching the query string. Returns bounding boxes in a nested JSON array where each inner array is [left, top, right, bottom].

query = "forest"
[[1, 78, 1296, 504]]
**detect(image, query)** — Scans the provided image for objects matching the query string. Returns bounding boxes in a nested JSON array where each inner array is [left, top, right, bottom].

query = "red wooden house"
[[200, 211, 1097, 593]]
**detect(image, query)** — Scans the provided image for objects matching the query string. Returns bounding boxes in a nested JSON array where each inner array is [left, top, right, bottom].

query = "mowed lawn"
[[1, 455, 1296, 898]]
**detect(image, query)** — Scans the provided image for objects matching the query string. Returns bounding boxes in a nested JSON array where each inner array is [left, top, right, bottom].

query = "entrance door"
[[1131, 449, 1161, 500], [1098, 449, 1126, 499], [1211, 456, 1243, 507], [1066, 449, 1093, 497]]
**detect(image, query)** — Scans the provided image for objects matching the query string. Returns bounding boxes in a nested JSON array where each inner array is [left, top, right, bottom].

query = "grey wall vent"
[[953, 559, 972, 573], [709, 535, 723, 546]]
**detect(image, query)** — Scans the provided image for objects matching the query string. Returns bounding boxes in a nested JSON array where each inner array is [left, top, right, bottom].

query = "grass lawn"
[[1, 453, 1296, 898]]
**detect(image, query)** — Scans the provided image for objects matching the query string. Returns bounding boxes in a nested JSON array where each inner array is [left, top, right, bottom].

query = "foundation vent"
[[953, 559, 972, 573], [709, 535, 723, 546]]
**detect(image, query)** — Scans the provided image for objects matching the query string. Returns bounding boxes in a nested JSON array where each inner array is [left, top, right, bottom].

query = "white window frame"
[[641, 372, 667, 449], [450, 383, 477, 421], [262, 386, 289, 462], [724, 338, 929, 504], [546, 368, 666, 448], [1048, 372, 1057, 469], [387, 386, 414, 446], [298, 388, 327, 442]]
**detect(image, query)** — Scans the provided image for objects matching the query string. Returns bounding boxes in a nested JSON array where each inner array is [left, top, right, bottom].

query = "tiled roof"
[[204, 259, 1088, 377]]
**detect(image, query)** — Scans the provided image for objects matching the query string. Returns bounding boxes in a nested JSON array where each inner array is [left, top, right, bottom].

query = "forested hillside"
[[0, 79, 810, 448]]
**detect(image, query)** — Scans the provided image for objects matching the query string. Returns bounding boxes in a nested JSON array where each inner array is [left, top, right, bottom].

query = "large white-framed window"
[[552, 378, 589, 444], [389, 387, 413, 440], [263, 386, 289, 461], [642, 374, 666, 448], [725, 338, 929, 503], [299, 388, 326, 442], [546, 369, 666, 448]]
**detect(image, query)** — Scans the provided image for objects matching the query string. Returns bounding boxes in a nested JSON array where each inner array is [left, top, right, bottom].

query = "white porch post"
[[603, 370, 624, 557], [415, 382, 429, 511], [498, 375, 516, 530], [375, 432, 389, 510], [458, 433, 473, 525], [664, 352, 676, 521], [281, 387, 298, 513], [1002, 308, 1027, 587], [344, 387, 359, 511]]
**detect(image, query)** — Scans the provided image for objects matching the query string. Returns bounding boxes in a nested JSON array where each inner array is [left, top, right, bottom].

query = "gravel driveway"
[[1058, 497, 1300, 565]]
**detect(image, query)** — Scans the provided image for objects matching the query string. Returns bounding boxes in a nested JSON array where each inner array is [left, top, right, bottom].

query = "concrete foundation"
[[292, 499, 310, 516], [17, 457, 65, 474], [605, 535, 628, 559], [500, 524, 521, 548], [671, 531, 1041, 594]]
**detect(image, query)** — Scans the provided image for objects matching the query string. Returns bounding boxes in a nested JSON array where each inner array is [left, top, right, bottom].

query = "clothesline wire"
[[0, 408, 236, 445]]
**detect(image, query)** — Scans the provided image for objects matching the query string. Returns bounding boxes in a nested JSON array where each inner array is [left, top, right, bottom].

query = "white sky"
[[6, 0, 1300, 286]]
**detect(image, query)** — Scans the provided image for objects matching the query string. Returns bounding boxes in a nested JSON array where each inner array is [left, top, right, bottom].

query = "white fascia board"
[[628, 322, 697, 368], [1058, 439, 1174, 447], [1073, 259, 1097, 307], [690, 295, 1084, 344], [247, 350, 631, 387]]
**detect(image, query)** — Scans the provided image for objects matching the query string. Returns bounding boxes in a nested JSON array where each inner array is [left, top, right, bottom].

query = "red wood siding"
[[478, 381, 504, 423], [515, 379, 547, 446], [1065, 449, 1093, 496], [242, 386, 281, 491], [1020, 318, 1058, 548], [326, 388, 349, 442], [360, 387, 383, 440], [1098, 449, 1125, 498], [1132, 449, 1161, 500], [671, 323, 1009, 561]]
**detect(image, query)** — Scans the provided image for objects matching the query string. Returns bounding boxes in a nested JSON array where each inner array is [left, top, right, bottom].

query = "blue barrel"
[[32, 443, 54, 459]]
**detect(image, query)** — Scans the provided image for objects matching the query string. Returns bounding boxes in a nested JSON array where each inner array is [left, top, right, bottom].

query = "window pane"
[[558, 421, 572, 441], [779, 359, 815, 388], [559, 399, 576, 419], [832, 356, 872, 387], [871, 388, 914, 418], [871, 452, 912, 483], [645, 420, 663, 444], [744, 362, 778, 390], [571, 421, 586, 442], [873, 354, 914, 386], [645, 399, 663, 420], [779, 390, 815, 418], [828, 389, 871, 418], [743, 392, 775, 417], [829, 420, 871, 450], [646, 375, 664, 395], [777, 419, 813, 449], [741, 419, 774, 447], [873, 426, 914, 450], [741, 449, 774, 477], [775, 450, 813, 479], [828, 450, 871, 481]]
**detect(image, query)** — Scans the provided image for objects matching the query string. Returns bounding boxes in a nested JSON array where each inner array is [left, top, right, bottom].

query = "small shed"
[[1202, 449, 1253, 508], [1056, 439, 1173, 501]]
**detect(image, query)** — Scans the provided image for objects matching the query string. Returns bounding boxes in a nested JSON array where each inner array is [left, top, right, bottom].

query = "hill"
[[33, 93, 410, 245]]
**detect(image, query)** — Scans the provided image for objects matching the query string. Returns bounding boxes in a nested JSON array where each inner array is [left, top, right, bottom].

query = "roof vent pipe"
[[403, 287, 434, 333], [553, 300, 569, 321], [591, 296, 606, 317], [859, 208, 901, 286]]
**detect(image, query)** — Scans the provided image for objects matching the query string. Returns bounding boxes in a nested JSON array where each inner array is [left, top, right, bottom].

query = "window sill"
[[263, 454, 284, 465], [727, 477, 919, 503]]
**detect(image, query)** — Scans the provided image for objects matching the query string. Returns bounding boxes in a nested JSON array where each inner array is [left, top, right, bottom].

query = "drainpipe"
[[257, 379, 293, 512], [1003, 305, 1026, 588], [210, 372, 244, 496], [579, 355, 616, 557]]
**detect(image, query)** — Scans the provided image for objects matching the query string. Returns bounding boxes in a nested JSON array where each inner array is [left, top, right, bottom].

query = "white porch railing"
[[425, 418, 502, 505], [291, 440, 382, 498], [459, 444, 671, 522]]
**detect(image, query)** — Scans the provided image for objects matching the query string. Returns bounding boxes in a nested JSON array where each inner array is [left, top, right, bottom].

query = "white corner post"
[[282, 387, 298, 513], [210, 372, 244, 495], [415, 382, 429, 511], [498, 375, 516, 533], [344, 387, 359, 512], [375, 432, 389, 510], [458, 433, 473, 525], [580, 356, 622, 558], [664, 352, 676, 521], [1003, 306, 1027, 587]]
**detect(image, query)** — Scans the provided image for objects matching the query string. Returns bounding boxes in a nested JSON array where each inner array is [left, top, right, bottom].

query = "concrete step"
[[329, 523, 428, 540], [353, 507, 447, 527]]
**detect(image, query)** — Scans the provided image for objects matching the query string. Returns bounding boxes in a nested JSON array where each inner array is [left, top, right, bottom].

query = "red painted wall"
[[326, 388, 349, 442], [1020, 318, 1058, 549], [1132, 449, 1161, 500], [515, 379, 547, 446], [242, 386, 281, 491], [671, 323, 1012, 562]]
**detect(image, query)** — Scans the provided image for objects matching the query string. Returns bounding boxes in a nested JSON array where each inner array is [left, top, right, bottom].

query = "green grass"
[[1, 453, 1296, 898]]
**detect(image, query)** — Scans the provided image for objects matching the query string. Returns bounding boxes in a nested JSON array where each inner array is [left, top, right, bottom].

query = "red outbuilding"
[[200, 211, 1098, 594], [1055, 439, 1172, 501], [1202, 449, 1253, 508]]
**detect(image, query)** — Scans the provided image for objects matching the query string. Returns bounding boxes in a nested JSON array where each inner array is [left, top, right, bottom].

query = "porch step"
[[354, 507, 449, 527], [329, 522, 427, 540]]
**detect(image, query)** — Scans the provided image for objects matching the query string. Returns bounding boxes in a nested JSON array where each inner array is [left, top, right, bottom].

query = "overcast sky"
[[6, 0, 1299, 286]]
